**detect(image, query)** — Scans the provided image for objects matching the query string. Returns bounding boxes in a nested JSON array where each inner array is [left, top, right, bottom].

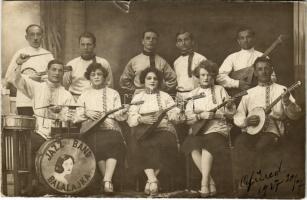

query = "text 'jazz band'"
[[3, 24, 302, 197]]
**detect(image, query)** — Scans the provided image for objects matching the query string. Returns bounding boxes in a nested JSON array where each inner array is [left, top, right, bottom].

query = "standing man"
[[217, 26, 276, 92], [63, 32, 113, 101], [174, 30, 207, 99], [119, 29, 177, 96], [4, 24, 54, 116], [233, 57, 301, 197]]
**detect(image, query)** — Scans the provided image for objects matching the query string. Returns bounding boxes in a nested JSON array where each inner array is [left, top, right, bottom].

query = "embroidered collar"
[[258, 81, 273, 87], [145, 87, 158, 94], [142, 50, 155, 56]]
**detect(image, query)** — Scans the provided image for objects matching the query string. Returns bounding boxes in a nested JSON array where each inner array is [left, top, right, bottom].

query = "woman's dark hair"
[[84, 63, 109, 80], [47, 59, 64, 70], [193, 60, 219, 79], [139, 67, 163, 88], [54, 154, 75, 173]]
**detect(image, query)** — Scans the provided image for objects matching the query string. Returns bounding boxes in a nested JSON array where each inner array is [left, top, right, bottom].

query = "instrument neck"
[[262, 38, 281, 58], [264, 82, 301, 114]]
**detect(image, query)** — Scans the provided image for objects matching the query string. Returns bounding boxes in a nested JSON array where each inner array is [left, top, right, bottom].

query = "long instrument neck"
[[262, 37, 282, 58], [264, 82, 301, 114]]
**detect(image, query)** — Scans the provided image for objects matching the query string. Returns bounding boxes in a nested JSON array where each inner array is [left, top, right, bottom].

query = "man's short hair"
[[253, 57, 273, 69], [236, 26, 255, 38], [176, 30, 194, 41], [142, 29, 159, 39], [84, 63, 109, 80], [79, 32, 96, 45], [194, 60, 219, 79], [25, 24, 43, 34], [47, 59, 64, 70]]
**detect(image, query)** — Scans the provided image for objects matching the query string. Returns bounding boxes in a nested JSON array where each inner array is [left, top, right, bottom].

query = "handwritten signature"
[[240, 160, 305, 197]]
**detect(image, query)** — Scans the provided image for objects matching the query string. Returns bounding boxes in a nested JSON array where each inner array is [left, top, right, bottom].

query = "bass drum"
[[35, 138, 96, 194]]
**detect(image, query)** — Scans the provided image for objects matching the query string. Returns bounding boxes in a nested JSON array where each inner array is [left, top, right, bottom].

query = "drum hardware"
[[191, 90, 248, 136], [2, 115, 35, 196], [246, 81, 302, 135], [133, 93, 205, 142]]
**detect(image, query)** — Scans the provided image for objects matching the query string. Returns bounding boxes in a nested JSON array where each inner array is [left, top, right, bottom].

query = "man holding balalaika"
[[233, 57, 302, 197]]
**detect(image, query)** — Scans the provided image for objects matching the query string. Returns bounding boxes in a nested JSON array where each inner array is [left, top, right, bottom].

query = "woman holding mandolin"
[[127, 67, 185, 196], [181, 60, 236, 197], [74, 63, 128, 194]]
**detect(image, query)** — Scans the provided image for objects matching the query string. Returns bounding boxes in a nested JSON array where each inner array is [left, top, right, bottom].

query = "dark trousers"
[[233, 132, 279, 186], [17, 107, 34, 116]]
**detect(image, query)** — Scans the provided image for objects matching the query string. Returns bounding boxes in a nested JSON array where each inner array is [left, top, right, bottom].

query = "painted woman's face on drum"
[[62, 157, 74, 175], [90, 69, 105, 87], [199, 68, 214, 87], [144, 72, 159, 90]]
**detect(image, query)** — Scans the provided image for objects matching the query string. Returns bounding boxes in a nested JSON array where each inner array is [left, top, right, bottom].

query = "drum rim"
[[2, 114, 36, 119], [36, 138, 96, 194]]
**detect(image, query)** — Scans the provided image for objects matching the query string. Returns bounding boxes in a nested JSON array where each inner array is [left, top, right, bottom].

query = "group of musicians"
[[3, 24, 302, 197]]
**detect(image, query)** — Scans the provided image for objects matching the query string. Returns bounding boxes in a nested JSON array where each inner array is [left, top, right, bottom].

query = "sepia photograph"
[[1, 0, 306, 198]]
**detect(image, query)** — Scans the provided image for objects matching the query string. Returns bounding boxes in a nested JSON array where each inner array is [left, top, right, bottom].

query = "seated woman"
[[127, 67, 184, 195], [74, 63, 127, 194], [181, 60, 236, 197]]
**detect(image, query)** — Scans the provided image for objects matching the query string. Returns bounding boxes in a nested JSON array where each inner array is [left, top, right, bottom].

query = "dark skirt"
[[181, 132, 227, 155], [83, 129, 125, 162], [128, 129, 179, 175]]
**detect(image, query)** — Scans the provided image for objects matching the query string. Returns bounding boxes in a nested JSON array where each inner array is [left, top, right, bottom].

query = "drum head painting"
[[36, 138, 96, 194]]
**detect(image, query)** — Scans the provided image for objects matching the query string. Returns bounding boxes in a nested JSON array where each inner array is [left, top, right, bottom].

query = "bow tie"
[[181, 50, 194, 56]]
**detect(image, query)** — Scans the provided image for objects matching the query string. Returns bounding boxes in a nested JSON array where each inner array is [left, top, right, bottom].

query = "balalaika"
[[227, 34, 287, 96], [246, 81, 301, 135], [133, 93, 206, 142], [191, 90, 247, 136], [80, 100, 144, 135]]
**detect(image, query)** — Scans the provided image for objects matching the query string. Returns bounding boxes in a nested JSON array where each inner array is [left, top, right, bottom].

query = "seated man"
[[8, 56, 75, 193], [233, 57, 301, 197]]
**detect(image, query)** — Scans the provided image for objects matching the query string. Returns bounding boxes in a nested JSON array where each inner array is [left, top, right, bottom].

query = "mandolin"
[[80, 100, 144, 135], [227, 34, 287, 96], [191, 90, 247, 136], [133, 93, 206, 142], [246, 81, 301, 135]]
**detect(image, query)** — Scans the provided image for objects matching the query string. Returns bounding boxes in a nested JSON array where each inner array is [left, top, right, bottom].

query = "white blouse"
[[127, 90, 181, 134], [75, 87, 126, 132], [185, 85, 235, 136]]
